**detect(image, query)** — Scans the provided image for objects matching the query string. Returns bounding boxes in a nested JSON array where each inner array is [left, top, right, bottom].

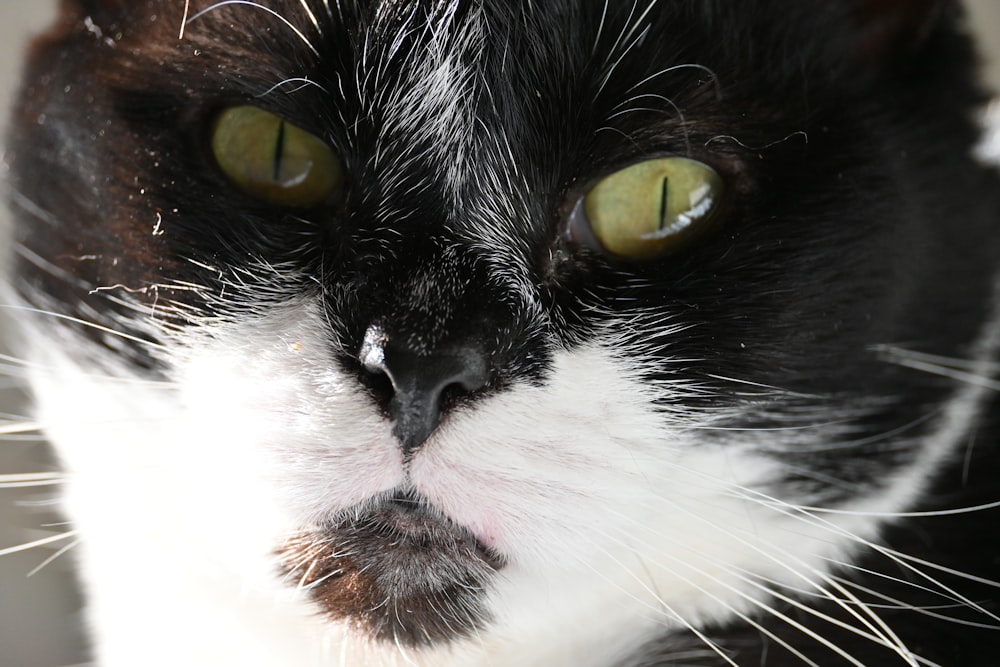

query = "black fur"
[[5, 1, 1000, 664]]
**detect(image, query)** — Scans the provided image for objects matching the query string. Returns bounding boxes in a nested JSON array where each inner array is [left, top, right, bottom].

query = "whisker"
[[873, 345, 1000, 372], [598, 459, 928, 663], [702, 373, 819, 397], [319, 0, 336, 23], [744, 565, 975, 617], [776, 558, 974, 612], [761, 497, 1000, 520], [26, 538, 80, 578], [704, 131, 809, 151], [562, 526, 743, 667], [691, 420, 853, 433], [886, 357, 1000, 390], [731, 485, 1000, 574], [0, 352, 174, 388], [875, 345, 1000, 390], [875, 546, 1000, 603], [730, 487, 1000, 626], [596, 0, 660, 95], [0, 305, 165, 351], [592, 0, 611, 54], [826, 573, 1000, 631], [733, 572, 934, 667], [0, 473, 64, 489], [179, 0, 192, 38], [587, 518, 880, 666], [625, 62, 723, 100], [298, 0, 323, 35], [0, 531, 78, 558], [605, 93, 692, 155], [609, 500, 919, 665], [187, 1, 320, 57], [11, 242, 90, 291], [0, 422, 41, 436], [6, 190, 63, 229], [256, 77, 330, 98]]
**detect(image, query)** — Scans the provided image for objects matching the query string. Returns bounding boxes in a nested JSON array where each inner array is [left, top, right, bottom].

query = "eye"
[[569, 157, 724, 260], [211, 105, 342, 208]]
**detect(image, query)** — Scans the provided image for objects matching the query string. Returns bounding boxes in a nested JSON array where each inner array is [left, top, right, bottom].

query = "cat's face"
[[5, 1, 1000, 665]]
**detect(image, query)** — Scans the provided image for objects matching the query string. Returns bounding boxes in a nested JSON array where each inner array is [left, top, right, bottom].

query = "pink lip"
[[405, 457, 510, 553]]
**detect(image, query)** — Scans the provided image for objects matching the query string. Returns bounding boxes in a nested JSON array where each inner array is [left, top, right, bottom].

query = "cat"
[[3, 0, 1000, 665]]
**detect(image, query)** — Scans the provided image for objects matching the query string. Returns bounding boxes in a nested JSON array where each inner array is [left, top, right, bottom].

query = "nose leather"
[[361, 331, 488, 455]]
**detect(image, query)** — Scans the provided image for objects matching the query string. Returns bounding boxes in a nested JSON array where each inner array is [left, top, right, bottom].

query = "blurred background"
[[1, 2, 1000, 665], [0, 3, 85, 666]]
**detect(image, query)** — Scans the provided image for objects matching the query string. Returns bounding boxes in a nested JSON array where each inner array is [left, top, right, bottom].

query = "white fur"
[[19, 278, 999, 666], [10, 6, 1000, 665]]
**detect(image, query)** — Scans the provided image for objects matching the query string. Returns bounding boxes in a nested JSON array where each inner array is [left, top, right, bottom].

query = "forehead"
[[172, 0, 723, 101], [173, 1, 730, 158]]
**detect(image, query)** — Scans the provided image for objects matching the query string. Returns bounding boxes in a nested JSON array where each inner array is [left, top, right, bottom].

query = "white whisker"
[[319, 0, 336, 23], [827, 572, 1000, 631], [765, 498, 1000, 520], [0, 421, 41, 436], [595, 0, 658, 95], [179, 0, 192, 38], [563, 525, 743, 667], [606, 93, 691, 154], [592, 0, 611, 54], [0, 473, 64, 489], [256, 77, 330, 98], [0, 531, 78, 558], [874, 345, 1000, 372], [625, 62, 723, 100], [887, 357, 1000, 390], [728, 486, 1000, 628], [298, 0, 323, 35], [187, 1, 320, 57], [587, 517, 876, 667], [26, 539, 80, 578], [875, 345, 1000, 390], [613, 499, 919, 665], [0, 306, 165, 351], [596, 457, 929, 663]]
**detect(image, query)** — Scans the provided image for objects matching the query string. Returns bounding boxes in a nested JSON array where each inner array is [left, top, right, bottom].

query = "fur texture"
[[4, 1, 1000, 665]]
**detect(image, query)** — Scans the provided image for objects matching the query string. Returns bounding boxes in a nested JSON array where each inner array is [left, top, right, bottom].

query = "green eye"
[[211, 105, 342, 208], [572, 157, 724, 260]]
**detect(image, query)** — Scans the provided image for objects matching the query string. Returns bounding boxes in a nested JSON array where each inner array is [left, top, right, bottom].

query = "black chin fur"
[[277, 491, 504, 647]]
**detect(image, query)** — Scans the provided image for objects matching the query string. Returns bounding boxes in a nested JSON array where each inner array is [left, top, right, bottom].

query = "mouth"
[[278, 489, 505, 647]]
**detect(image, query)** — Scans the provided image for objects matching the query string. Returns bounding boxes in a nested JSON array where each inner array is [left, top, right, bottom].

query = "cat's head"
[[5, 0, 1000, 662]]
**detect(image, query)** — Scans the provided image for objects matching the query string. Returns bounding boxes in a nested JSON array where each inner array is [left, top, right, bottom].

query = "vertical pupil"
[[273, 120, 287, 181], [658, 176, 670, 230]]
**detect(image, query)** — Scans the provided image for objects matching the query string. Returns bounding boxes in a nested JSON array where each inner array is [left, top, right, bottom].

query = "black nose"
[[360, 327, 488, 455]]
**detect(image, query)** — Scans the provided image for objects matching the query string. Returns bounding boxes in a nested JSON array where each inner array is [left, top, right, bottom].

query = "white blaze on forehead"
[[365, 1, 485, 199], [361, 2, 540, 301]]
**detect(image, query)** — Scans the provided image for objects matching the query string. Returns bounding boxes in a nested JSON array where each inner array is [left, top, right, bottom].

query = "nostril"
[[358, 361, 394, 398], [439, 349, 489, 395]]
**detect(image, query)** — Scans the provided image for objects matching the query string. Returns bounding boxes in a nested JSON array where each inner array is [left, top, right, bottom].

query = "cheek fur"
[[5, 1, 1000, 664], [162, 299, 907, 621], [14, 261, 1000, 665]]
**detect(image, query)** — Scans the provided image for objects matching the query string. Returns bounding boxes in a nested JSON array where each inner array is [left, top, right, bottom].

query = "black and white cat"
[[4, 0, 1000, 665]]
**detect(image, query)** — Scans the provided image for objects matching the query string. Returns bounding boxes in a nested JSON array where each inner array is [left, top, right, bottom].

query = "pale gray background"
[[1, 2, 1000, 666]]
